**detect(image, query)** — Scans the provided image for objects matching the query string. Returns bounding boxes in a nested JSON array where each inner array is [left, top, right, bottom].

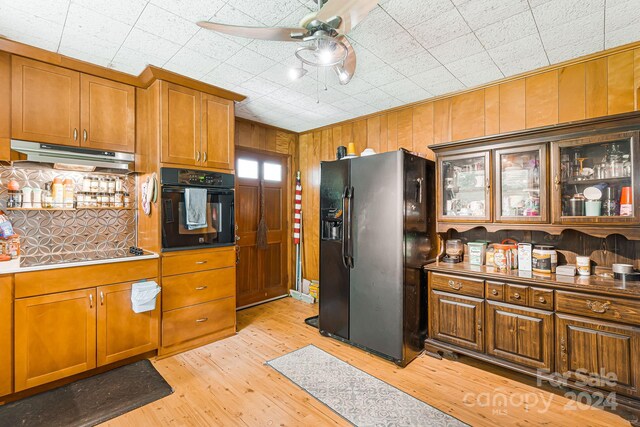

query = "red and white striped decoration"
[[293, 173, 302, 244]]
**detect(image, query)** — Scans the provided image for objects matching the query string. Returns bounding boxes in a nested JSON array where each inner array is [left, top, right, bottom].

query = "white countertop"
[[0, 252, 160, 275]]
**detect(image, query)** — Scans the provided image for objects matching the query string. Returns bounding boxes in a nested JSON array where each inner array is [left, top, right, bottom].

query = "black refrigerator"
[[319, 150, 437, 366]]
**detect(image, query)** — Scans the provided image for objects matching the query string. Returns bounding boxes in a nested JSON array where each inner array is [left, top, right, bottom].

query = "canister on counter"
[[486, 245, 495, 267], [576, 256, 591, 276], [532, 245, 557, 275], [467, 242, 486, 266], [518, 243, 532, 271]]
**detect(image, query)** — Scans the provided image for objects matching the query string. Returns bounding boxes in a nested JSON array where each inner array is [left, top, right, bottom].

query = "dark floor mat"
[[0, 359, 173, 427], [305, 315, 319, 328]]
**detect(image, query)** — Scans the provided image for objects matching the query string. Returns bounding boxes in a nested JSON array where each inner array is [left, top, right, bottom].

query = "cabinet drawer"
[[162, 248, 235, 276], [162, 297, 235, 347], [486, 281, 505, 301], [163, 267, 235, 311], [505, 284, 528, 306], [531, 288, 554, 310], [556, 291, 640, 324], [431, 273, 484, 298]]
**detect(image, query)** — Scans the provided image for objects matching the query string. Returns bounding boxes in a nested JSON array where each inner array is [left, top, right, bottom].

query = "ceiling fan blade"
[[334, 36, 356, 84], [316, 0, 378, 33], [197, 21, 306, 41]]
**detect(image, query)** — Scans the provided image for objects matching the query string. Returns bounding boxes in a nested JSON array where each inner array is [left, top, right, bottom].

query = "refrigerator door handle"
[[346, 186, 354, 268], [341, 186, 350, 268], [416, 177, 423, 204]]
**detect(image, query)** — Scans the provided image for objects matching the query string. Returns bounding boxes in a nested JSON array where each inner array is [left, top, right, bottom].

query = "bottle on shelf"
[[63, 178, 75, 208], [620, 186, 633, 216], [52, 177, 64, 207], [603, 186, 619, 216]]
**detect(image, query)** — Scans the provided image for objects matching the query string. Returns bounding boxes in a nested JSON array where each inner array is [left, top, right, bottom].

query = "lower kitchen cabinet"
[[556, 313, 640, 398], [486, 301, 553, 371], [14, 289, 97, 391], [429, 290, 484, 352], [97, 282, 159, 367], [0, 275, 13, 397]]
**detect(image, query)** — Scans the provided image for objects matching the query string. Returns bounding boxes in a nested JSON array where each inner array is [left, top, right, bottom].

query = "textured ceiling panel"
[[1, 0, 640, 132]]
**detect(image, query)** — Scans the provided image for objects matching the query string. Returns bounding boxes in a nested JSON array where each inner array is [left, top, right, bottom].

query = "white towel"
[[185, 187, 208, 230]]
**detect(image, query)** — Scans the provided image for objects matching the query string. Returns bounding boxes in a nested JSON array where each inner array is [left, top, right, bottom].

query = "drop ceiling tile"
[[360, 65, 406, 86], [408, 8, 472, 49], [63, 2, 132, 46], [135, 3, 199, 45], [446, 51, 504, 86], [360, 30, 426, 64], [327, 76, 373, 95], [395, 89, 432, 104], [0, 5, 63, 51], [163, 47, 221, 79], [59, 33, 121, 63], [270, 86, 308, 103], [73, 0, 147, 25], [246, 40, 297, 62], [316, 88, 350, 104], [287, 78, 323, 96], [605, 22, 640, 49], [230, 85, 264, 100], [1, 0, 70, 25], [488, 33, 549, 76], [389, 50, 441, 76], [429, 33, 484, 64], [475, 11, 537, 50], [532, 0, 604, 32], [539, 11, 604, 62], [111, 47, 164, 75], [353, 47, 387, 75], [353, 87, 395, 105], [225, 48, 277, 74], [239, 76, 282, 95], [337, 96, 368, 111], [547, 34, 603, 63], [276, 4, 315, 27], [231, 0, 304, 26], [149, 0, 226, 22], [456, 0, 529, 31], [259, 62, 297, 86], [185, 29, 243, 62], [382, 0, 455, 30], [368, 97, 405, 110], [120, 28, 182, 64], [410, 66, 464, 95], [605, 0, 640, 34], [349, 7, 404, 44]]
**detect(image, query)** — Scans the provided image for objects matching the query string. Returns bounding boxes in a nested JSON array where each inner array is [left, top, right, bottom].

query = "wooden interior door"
[[236, 150, 289, 308], [97, 282, 159, 367], [161, 82, 200, 166], [14, 289, 96, 391], [201, 93, 234, 171], [80, 74, 135, 153], [12, 56, 80, 146]]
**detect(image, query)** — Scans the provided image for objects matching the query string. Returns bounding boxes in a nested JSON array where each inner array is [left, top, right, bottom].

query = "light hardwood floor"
[[104, 298, 628, 426]]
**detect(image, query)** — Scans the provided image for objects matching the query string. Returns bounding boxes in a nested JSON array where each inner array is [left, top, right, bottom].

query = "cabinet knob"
[[89, 293, 93, 308], [491, 289, 499, 296], [554, 174, 560, 190], [538, 296, 546, 304], [100, 291, 104, 305], [513, 292, 521, 300], [477, 321, 482, 332]]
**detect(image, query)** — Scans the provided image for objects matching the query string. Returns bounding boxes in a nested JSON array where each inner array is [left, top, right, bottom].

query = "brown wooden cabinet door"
[[0, 275, 12, 397], [14, 289, 96, 391], [486, 301, 553, 371], [557, 314, 640, 398], [429, 290, 484, 352], [161, 82, 200, 166], [80, 74, 135, 153], [97, 282, 159, 367], [201, 93, 234, 170], [12, 56, 80, 146]]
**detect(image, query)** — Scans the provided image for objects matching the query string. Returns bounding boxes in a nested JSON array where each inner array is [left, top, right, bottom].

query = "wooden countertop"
[[424, 261, 640, 297]]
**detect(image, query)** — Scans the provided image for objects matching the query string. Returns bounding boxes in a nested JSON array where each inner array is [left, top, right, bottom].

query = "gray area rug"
[[266, 345, 467, 426]]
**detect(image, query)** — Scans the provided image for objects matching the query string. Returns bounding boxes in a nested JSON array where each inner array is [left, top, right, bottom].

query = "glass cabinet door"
[[495, 144, 548, 223], [551, 132, 639, 224], [438, 152, 491, 221]]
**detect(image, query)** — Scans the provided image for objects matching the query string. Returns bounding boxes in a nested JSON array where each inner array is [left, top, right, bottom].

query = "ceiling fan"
[[197, 0, 379, 85]]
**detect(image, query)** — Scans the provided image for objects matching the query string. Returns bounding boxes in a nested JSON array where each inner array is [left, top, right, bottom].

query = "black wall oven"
[[161, 168, 235, 251]]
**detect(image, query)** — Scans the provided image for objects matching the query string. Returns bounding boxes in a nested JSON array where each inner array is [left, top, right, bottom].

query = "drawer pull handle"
[[586, 300, 611, 313], [538, 296, 546, 303], [89, 294, 93, 308], [195, 261, 208, 265], [513, 292, 521, 300], [448, 280, 463, 290], [196, 317, 208, 323], [560, 337, 567, 362], [195, 286, 208, 291], [491, 289, 499, 296]]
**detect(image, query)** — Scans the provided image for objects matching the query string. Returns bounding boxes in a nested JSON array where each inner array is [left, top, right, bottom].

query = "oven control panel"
[[161, 168, 235, 188]]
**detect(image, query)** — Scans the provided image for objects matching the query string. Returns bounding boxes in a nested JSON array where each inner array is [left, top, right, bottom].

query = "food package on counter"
[[0, 212, 14, 239], [0, 234, 19, 260]]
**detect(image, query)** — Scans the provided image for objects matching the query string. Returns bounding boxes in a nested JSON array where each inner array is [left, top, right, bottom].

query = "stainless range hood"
[[10, 140, 135, 173]]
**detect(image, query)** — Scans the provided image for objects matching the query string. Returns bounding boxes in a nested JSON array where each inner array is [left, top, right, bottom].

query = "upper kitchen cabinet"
[[201, 93, 234, 171], [80, 74, 135, 153], [160, 82, 235, 172], [161, 82, 201, 167], [12, 56, 81, 147], [12, 57, 136, 152], [550, 131, 639, 225], [437, 151, 491, 222], [494, 144, 548, 223]]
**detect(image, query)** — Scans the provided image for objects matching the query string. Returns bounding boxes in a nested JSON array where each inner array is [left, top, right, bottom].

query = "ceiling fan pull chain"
[[316, 67, 320, 103]]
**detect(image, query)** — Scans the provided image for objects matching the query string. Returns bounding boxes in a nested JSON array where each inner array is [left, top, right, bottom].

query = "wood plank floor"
[[104, 298, 628, 426]]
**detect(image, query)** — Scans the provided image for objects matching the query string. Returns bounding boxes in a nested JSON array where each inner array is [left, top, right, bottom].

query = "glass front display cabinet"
[[494, 144, 548, 223], [437, 152, 491, 222], [551, 131, 639, 224]]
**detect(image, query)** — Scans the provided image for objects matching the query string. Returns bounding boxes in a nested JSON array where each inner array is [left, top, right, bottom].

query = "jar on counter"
[[7, 190, 22, 208], [532, 245, 557, 275], [107, 178, 116, 194], [82, 176, 92, 193], [115, 191, 124, 207], [114, 176, 123, 192]]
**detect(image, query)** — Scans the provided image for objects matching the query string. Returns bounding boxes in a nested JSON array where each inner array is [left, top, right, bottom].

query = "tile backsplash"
[[0, 166, 136, 257]]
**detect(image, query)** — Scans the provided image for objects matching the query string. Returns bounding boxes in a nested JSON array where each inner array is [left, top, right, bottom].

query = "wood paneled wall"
[[298, 43, 640, 281], [234, 119, 298, 289]]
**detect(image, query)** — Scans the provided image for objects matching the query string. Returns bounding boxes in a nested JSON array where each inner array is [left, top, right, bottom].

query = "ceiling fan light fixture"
[[333, 64, 352, 85]]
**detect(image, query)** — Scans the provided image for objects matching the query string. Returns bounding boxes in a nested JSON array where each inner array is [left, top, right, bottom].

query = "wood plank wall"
[[234, 119, 298, 289], [298, 44, 640, 281]]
